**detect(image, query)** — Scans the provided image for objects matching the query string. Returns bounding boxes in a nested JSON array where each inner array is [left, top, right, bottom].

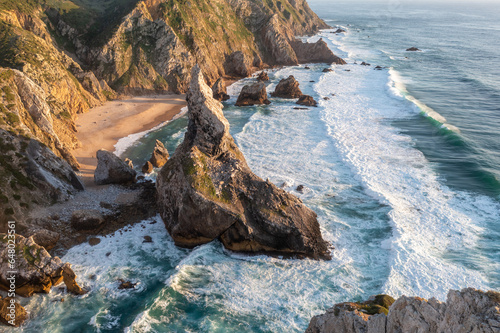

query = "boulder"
[[361, 62, 371, 66], [117, 279, 137, 289], [306, 289, 500, 333], [406, 47, 421, 51], [149, 140, 169, 168], [212, 78, 230, 101], [124, 158, 134, 169], [290, 39, 347, 65], [322, 68, 333, 73], [271, 76, 302, 98], [235, 82, 271, 106], [0, 297, 27, 327], [32, 229, 60, 251], [334, 28, 346, 33], [0, 234, 85, 297], [224, 51, 251, 77], [142, 161, 153, 174], [156, 66, 330, 259], [94, 149, 136, 185], [257, 71, 270, 81], [71, 209, 104, 231], [296, 95, 318, 107]]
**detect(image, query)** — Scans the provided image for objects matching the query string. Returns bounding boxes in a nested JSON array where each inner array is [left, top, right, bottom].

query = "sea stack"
[[156, 66, 330, 259], [271, 75, 303, 98]]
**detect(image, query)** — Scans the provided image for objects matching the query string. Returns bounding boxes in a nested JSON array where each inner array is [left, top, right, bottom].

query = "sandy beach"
[[73, 94, 186, 187]]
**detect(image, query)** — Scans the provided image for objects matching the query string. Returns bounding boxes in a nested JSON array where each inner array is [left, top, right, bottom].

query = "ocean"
[[16, 1, 500, 332]]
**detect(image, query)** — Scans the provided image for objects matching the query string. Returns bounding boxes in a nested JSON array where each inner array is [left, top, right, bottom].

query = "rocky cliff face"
[[156, 67, 330, 259], [306, 288, 500, 333]]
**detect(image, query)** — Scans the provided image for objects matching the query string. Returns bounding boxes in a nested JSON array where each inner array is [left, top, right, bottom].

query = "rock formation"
[[71, 210, 105, 231], [212, 78, 230, 101], [224, 51, 252, 78], [290, 39, 346, 64], [297, 95, 318, 107], [257, 71, 270, 81], [0, 234, 85, 297], [142, 161, 153, 174], [0, 297, 27, 327], [94, 149, 137, 185], [271, 76, 303, 98], [235, 83, 271, 106], [149, 140, 169, 168], [406, 47, 421, 51], [306, 288, 500, 333], [32, 229, 60, 251], [156, 66, 330, 259]]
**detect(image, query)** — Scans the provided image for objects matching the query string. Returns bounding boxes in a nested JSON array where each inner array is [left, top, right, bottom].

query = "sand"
[[73, 94, 186, 187]]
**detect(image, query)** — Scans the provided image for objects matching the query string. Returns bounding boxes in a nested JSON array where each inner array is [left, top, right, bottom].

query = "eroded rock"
[[271, 75, 302, 98], [0, 297, 27, 327], [296, 95, 317, 107], [32, 229, 60, 251], [257, 71, 270, 81], [149, 140, 169, 168], [290, 39, 346, 65], [212, 78, 230, 101], [156, 66, 330, 259], [235, 82, 271, 106], [94, 149, 136, 185]]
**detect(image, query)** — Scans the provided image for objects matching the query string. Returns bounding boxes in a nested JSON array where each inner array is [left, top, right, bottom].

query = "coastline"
[[73, 94, 187, 187]]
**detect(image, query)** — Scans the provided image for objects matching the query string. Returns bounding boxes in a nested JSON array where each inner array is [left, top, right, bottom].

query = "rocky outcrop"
[[94, 149, 137, 185], [32, 229, 60, 251], [297, 95, 318, 107], [149, 140, 169, 168], [262, 14, 299, 66], [0, 234, 85, 297], [406, 47, 421, 51], [224, 51, 252, 78], [0, 297, 27, 327], [212, 78, 230, 101], [71, 210, 105, 231], [306, 288, 500, 333], [257, 71, 270, 81], [271, 76, 302, 98], [156, 67, 330, 259], [142, 161, 153, 174], [290, 39, 346, 65], [235, 83, 271, 106]]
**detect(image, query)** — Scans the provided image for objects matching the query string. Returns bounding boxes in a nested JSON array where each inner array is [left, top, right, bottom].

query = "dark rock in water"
[[290, 39, 346, 65], [94, 149, 136, 185], [322, 68, 333, 73], [361, 62, 371, 66], [271, 75, 302, 98], [32, 229, 60, 251], [142, 161, 153, 174], [374, 66, 383, 70], [235, 82, 271, 106], [71, 210, 104, 231], [309, 80, 315, 82], [156, 66, 331, 259], [296, 185, 305, 193], [306, 288, 500, 333], [323, 97, 330, 100], [224, 51, 251, 77], [296, 95, 318, 107], [0, 297, 27, 327], [149, 140, 169, 168], [88, 237, 101, 246], [117, 279, 137, 289], [137, 175, 145, 181], [334, 28, 346, 33], [344, 69, 351, 72], [0, 234, 86, 297], [124, 158, 134, 169], [293, 107, 309, 110], [406, 47, 421, 51], [212, 78, 230, 101], [304, 66, 311, 69], [143, 235, 153, 243], [257, 71, 270, 82]]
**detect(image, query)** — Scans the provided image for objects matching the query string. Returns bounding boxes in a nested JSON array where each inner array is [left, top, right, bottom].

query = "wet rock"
[[406, 47, 421, 51], [235, 82, 271, 106], [334, 28, 346, 33], [0, 297, 27, 327], [142, 161, 153, 174], [88, 237, 101, 246], [149, 140, 169, 168], [118, 279, 137, 289], [71, 210, 104, 231], [290, 39, 346, 65], [156, 66, 330, 259], [296, 95, 318, 107], [61, 263, 87, 295], [293, 107, 308, 110], [32, 229, 60, 251], [257, 71, 270, 82], [0, 234, 85, 297], [143, 235, 153, 243], [374, 66, 383, 70], [306, 288, 500, 333], [361, 62, 371, 66], [271, 75, 302, 98], [304, 66, 311, 69], [323, 97, 330, 100], [296, 185, 305, 193], [322, 68, 333, 72], [94, 149, 136, 185], [212, 78, 230, 101]]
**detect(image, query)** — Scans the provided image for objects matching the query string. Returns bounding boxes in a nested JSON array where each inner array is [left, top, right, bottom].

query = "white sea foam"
[[114, 106, 188, 157]]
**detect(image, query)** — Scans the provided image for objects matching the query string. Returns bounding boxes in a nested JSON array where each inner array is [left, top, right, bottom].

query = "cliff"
[[306, 288, 500, 333]]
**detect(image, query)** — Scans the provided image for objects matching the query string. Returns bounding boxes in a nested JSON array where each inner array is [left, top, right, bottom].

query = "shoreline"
[[73, 94, 187, 187]]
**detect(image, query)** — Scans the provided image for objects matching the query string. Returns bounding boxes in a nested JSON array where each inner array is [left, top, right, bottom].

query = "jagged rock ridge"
[[156, 66, 330, 259]]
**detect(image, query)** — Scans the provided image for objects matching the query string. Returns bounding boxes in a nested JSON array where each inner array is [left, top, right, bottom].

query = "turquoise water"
[[15, 2, 500, 332]]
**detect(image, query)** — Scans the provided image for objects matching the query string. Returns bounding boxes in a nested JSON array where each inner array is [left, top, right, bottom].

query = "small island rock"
[[235, 82, 271, 106], [271, 75, 302, 98]]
